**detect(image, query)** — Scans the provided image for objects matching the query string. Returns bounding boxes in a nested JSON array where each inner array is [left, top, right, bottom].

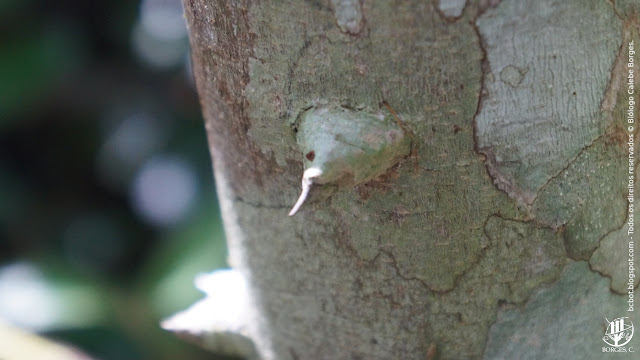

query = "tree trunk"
[[171, 0, 640, 359]]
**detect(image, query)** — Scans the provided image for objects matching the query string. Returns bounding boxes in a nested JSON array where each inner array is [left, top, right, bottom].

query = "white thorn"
[[289, 167, 323, 216], [288, 180, 311, 216]]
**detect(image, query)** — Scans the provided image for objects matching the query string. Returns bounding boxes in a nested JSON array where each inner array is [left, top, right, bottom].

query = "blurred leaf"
[[0, 161, 31, 226], [0, 261, 110, 331], [47, 326, 143, 360], [0, 320, 96, 360], [137, 196, 227, 317], [0, 0, 33, 15], [0, 26, 83, 124]]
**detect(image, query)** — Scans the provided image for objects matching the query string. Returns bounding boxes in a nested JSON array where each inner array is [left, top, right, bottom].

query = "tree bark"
[[173, 0, 640, 359]]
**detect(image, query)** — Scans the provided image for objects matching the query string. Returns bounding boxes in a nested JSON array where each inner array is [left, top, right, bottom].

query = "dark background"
[[0, 0, 229, 358]]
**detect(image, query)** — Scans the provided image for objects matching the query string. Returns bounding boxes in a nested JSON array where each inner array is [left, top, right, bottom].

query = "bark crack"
[[372, 249, 437, 293], [285, 27, 313, 118], [529, 131, 607, 211], [608, 0, 623, 21], [600, 20, 632, 113], [470, 7, 513, 208]]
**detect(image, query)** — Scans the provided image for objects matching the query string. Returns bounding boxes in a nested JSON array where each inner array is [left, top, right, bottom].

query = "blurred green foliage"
[[0, 1, 230, 359]]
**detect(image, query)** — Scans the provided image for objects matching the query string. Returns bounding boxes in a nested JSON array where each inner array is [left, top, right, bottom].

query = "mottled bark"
[[173, 0, 640, 359]]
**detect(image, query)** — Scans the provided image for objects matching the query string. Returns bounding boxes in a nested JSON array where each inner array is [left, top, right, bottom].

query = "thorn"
[[289, 167, 322, 216]]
